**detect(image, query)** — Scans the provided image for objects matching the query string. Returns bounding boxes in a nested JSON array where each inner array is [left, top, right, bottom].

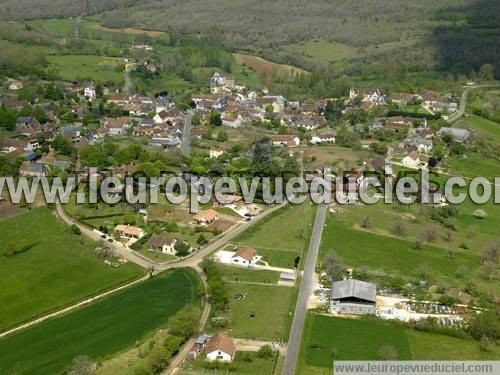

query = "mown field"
[[232, 202, 316, 269], [47, 55, 124, 83], [297, 314, 500, 374], [0, 207, 143, 332], [0, 268, 201, 374], [222, 283, 297, 341]]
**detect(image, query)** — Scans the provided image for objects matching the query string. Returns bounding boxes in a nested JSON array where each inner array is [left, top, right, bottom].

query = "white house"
[[206, 333, 235, 362], [8, 80, 23, 90], [311, 133, 336, 145], [84, 84, 96, 101], [270, 135, 300, 148], [350, 88, 382, 104], [148, 234, 177, 255], [222, 115, 241, 128], [231, 247, 259, 267], [401, 151, 420, 168], [153, 111, 168, 124], [104, 117, 129, 136]]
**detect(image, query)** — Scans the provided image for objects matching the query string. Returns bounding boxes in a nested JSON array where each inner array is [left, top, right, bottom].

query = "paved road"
[[282, 204, 327, 375], [55, 201, 288, 273], [181, 110, 193, 157], [56, 201, 154, 269], [446, 87, 469, 123], [123, 67, 132, 98], [51, 200, 287, 372], [447, 84, 500, 123]]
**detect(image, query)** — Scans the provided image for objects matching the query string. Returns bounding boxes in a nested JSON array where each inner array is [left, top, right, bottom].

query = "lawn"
[[232, 203, 316, 269], [0, 208, 143, 332], [215, 264, 280, 285], [180, 351, 277, 374], [0, 268, 201, 374], [297, 314, 500, 374], [47, 55, 124, 83], [221, 283, 297, 341]]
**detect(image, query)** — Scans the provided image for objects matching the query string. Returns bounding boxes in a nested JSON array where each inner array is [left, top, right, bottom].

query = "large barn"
[[330, 279, 376, 315]]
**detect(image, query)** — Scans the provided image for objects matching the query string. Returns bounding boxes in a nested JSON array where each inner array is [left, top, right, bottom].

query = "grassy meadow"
[[222, 283, 297, 341], [0, 207, 143, 332], [0, 268, 200, 374], [297, 314, 500, 374], [47, 55, 125, 83]]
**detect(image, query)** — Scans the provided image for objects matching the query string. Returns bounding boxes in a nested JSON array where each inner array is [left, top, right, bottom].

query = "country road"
[[181, 110, 193, 157], [447, 84, 500, 123], [0, 202, 289, 368], [51, 200, 287, 372], [282, 203, 327, 375], [55, 201, 287, 273]]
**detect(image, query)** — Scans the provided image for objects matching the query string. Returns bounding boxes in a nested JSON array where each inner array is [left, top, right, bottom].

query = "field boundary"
[[0, 274, 149, 339]]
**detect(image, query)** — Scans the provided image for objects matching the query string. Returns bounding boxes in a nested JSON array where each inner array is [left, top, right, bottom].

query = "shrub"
[[378, 344, 398, 360], [466, 311, 500, 341], [71, 224, 81, 235], [257, 345, 274, 359]]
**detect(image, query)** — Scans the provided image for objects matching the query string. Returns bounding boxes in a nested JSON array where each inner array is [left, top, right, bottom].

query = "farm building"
[[187, 334, 211, 360], [330, 279, 376, 316]]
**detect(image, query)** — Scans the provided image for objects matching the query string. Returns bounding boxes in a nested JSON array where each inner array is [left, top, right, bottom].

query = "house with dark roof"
[[148, 234, 177, 255], [437, 127, 470, 143], [330, 279, 376, 315]]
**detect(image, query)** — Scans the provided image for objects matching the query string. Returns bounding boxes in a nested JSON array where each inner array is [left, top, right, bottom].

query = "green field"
[[47, 55, 124, 83], [297, 314, 500, 374], [320, 217, 479, 282], [232, 203, 316, 269], [0, 208, 143, 332], [458, 116, 500, 141], [221, 283, 297, 341], [446, 152, 500, 180], [0, 268, 200, 374]]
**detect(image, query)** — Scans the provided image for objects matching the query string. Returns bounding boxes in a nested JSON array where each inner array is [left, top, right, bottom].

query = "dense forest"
[[0, 0, 498, 78]]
